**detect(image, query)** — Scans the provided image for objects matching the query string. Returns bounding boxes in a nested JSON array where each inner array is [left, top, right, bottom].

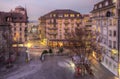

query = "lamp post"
[[25, 43, 31, 63]]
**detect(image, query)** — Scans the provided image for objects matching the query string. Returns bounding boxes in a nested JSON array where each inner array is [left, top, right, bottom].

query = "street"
[[0, 47, 117, 79]]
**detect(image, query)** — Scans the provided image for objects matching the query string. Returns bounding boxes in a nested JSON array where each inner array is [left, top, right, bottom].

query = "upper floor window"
[[14, 28, 16, 31], [77, 14, 80, 17], [94, 6, 97, 9], [70, 14, 75, 17], [53, 14, 56, 17], [64, 14, 69, 17], [109, 30, 112, 36], [20, 27, 22, 31], [109, 40, 112, 48], [105, 1, 108, 6], [113, 41, 116, 49], [58, 14, 63, 18], [99, 4, 102, 8], [113, 30, 116, 37]]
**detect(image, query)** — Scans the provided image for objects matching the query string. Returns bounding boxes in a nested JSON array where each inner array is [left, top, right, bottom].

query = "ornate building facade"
[[39, 9, 83, 47], [0, 6, 28, 64], [91, 0, 120, 76]]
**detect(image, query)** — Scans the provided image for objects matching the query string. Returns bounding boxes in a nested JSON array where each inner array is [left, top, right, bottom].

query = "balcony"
[[64, 20, 69, 25], [64, 32, 69, 36], [64, 27, 69, 30], [47, 32, 57, 35], [47, 27, 58, 30]]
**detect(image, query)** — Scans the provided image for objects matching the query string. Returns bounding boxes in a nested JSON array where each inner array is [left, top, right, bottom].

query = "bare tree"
[[65, 27, 95, 58]]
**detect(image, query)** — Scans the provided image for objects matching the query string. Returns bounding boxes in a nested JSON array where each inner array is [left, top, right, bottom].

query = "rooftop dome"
[[16, 6, 24, 9], [15, 6, 25, 11]]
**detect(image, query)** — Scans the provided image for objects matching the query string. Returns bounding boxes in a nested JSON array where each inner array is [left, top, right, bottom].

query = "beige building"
[[91, 0, 120, 77], [10, 6, 28, 44], [39, 9, 83, 47]]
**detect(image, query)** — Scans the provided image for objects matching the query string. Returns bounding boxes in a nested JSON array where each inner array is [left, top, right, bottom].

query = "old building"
[[39, 9, 83, 47], [10, 6, 28, 44], [0, 12, 13, 64], [91, 0, 120, 76], [0, 6, 28, 64]]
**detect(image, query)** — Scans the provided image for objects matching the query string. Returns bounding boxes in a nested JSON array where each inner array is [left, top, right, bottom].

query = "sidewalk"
[[0, 48, 27, 78], [89, 56, 116, 79]]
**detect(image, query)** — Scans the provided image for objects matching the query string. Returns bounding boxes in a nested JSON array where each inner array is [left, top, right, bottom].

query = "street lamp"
[[25, 42, 32, 62]]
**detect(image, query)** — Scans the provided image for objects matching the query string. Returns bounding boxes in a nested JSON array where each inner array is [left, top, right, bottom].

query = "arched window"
[[106, 11, 111, 17]]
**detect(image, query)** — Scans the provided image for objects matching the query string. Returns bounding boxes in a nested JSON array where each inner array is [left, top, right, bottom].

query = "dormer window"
[[58, 14, 63, 18], [105, 1, 108, 6], [53, 14, 56, 17], [99, 4, 102, 8], [94, 6, 97, 9], [77, 14, 80, 17], [64, 14, 69, 17], [70, 14, 75, 17]]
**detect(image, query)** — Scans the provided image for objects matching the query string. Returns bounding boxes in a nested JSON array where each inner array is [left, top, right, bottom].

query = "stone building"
[[10, 6, 28, 44], [39, 9, 83, 47], [91, 0, 120, 76], [0, 6, 28, 64]]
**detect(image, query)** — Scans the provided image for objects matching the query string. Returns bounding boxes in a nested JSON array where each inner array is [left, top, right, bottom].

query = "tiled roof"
[[91, 0, 115, 13], [39, 9, 82, 20], [0, 11, 28, 25]]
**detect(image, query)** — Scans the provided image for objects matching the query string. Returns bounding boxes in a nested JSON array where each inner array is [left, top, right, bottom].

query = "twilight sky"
[[0, 0, 102, 21]]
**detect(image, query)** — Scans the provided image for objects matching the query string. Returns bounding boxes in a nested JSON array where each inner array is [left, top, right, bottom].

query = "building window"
[[109, 40, 112, 48], [109, 19, 112, 25], [20, 17, 22, 20], [14, 28, 16, 31], [14, 33, 16, 36], [20, 23, 22, 26], [113, 41, 116, 49], [64, 14, 69, 17], [53, 14, 56, 17], [99, 4, 102, 8], [113, 19, 116, 25], [20, 38, 22, 41], [20, 32, 22, 36], [58, 14, 63, 18], [113, 30, 116, 37], [20, 27, 22, 31], [70, 14, 75, 17], [105, 1, 108, 6], [77, 14, 80, 17], [109, 30, 112, 36], [14, 23, 16, 26]]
